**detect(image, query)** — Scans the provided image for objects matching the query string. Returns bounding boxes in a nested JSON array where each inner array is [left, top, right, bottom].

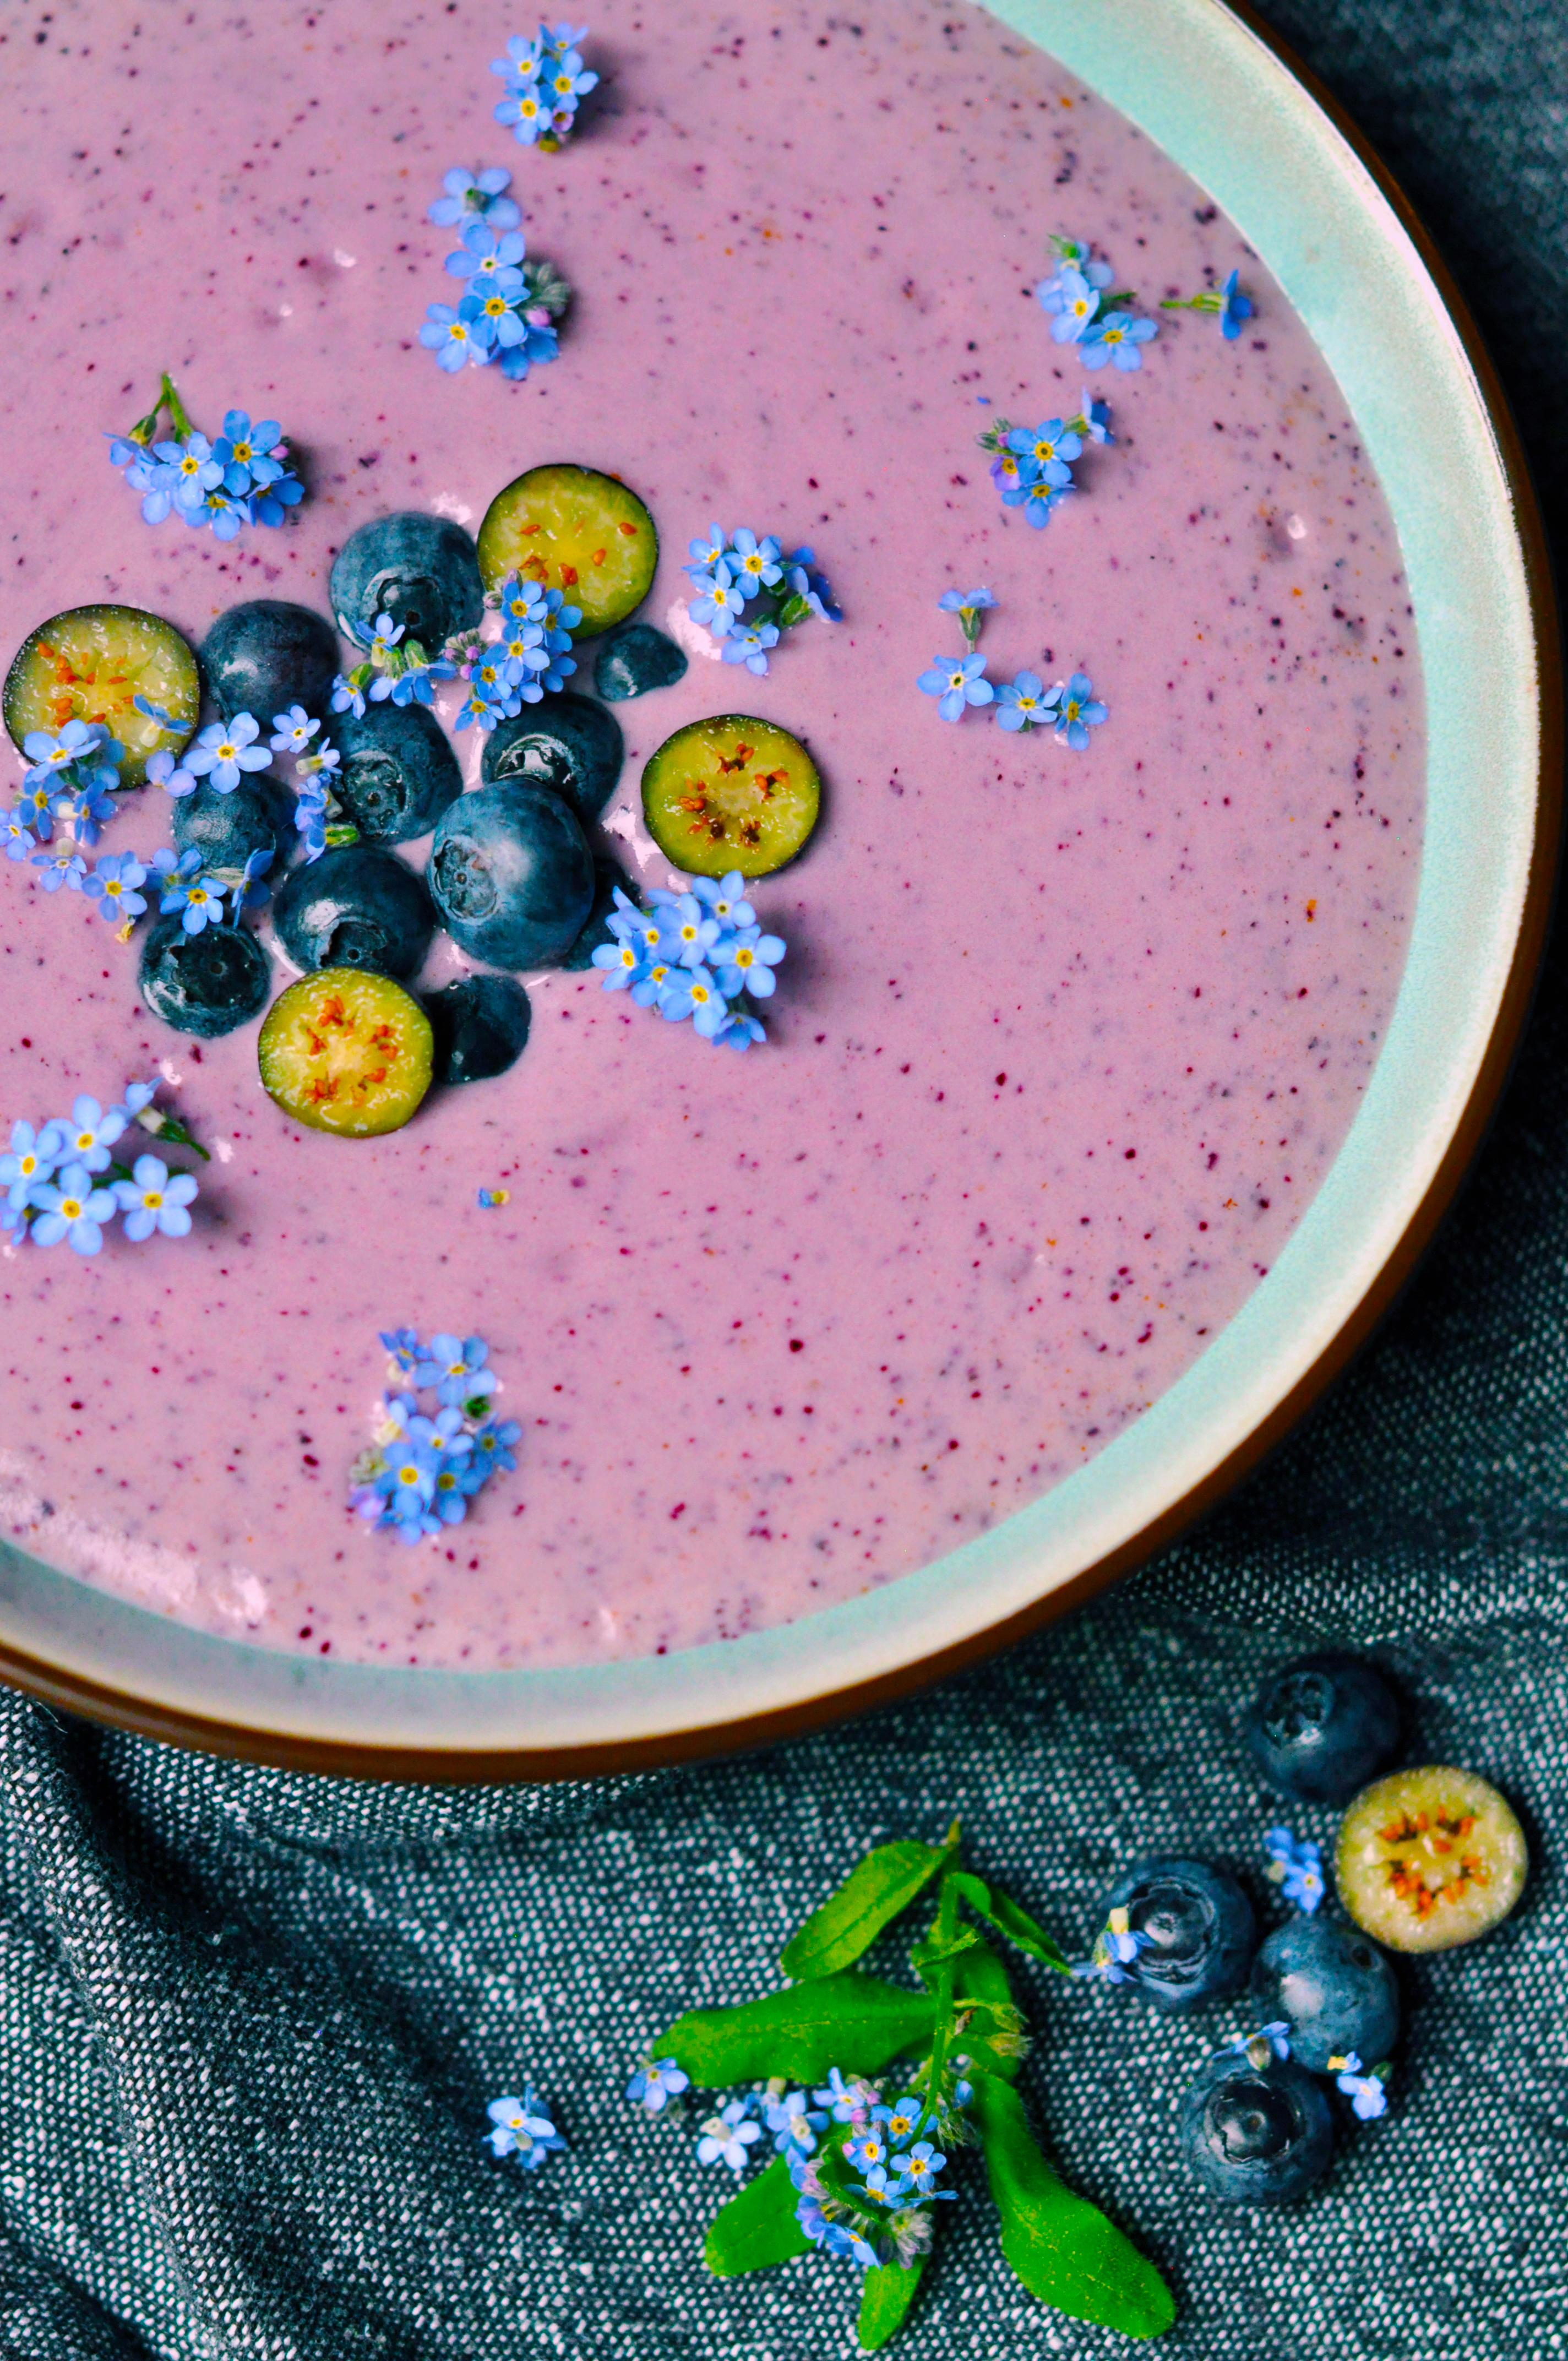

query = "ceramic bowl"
[[0, 0, 1555, 1776]]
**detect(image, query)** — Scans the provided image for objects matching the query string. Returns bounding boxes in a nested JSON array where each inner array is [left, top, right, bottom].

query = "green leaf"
[[660, 1973, 938, 2085], [858, 2257, 926, 2351], [775, 592, 813, 629], [780, 1840, 950, 1980], [956, 1935, 1015, 2011], [950, 1872, 1071, 1974], [704, 2156, 813, 2278], [969, 2074, 1174, 2339], [908, 1924, 979, 1985]]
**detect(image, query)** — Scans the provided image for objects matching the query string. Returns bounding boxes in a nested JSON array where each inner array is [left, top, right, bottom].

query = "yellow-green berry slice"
[[1335, 1765, 1527, 1953], [641, 714, 821, 878], [4, 603, 199, 786], [476, 463, 657, 637], [258, 968, 433, 1138]]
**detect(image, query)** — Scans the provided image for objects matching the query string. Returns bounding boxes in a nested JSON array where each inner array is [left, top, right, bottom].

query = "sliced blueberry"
[[139, 915, 271, 1038], [561, 855, 635, 971], [1099, 1857, 1256, 2011], [333, 701, 462, 844], [427, 782, 594, 969], [593, 622, 688, 703], [273, 845, 435, 981], [329, 512, 483, 650], [1245, 1653, 1400, 1805], [481, 692, 625, 826], [1179, 2050, 1333, 2205], [427, 972, 533, 1084], [200, 600, 339, 723], [1248, 1916, 1400, 2075], [173, 776, 296, 873]]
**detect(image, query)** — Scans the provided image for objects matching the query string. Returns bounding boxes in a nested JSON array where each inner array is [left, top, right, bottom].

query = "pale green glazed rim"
[[0, 0, 1550, 1772]]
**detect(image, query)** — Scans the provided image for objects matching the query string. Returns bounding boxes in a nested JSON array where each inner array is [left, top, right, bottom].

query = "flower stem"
[[159, 371, 195, 440]]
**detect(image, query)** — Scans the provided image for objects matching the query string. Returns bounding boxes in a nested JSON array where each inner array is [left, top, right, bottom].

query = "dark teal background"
[[3, 2, 1565, 2354]]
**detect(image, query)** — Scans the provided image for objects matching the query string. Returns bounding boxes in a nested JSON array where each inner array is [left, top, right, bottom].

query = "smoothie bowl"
[[0, 0, 1554, 1775]]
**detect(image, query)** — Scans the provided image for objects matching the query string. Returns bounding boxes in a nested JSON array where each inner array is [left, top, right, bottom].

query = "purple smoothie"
[[0, 0, 1423, 1667]]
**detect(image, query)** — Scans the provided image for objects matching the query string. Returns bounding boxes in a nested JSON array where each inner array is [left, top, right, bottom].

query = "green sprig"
[[641, 1819, 1174, 2351]]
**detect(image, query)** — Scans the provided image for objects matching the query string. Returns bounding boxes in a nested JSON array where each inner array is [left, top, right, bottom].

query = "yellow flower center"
[[734, 946, 754, 969], [144, 1192, 163, 1210], [61, 1198, 83, 1220]]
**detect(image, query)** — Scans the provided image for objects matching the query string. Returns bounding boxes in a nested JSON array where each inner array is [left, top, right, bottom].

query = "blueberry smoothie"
[[0, 0, 1423, 1667]]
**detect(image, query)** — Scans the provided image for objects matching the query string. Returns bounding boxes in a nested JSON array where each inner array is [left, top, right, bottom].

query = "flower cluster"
[[420, 166, 570, 380], [1036, 235, 1159, 370], [483, 2087, 567, 2168], [2, 1080, 201, 1255], [447, 576, 580, 730], [1221, 2022, 1293, 2071], [1162, 267, 1255, 340], [331, 613, 459, 720], [8, 720, 122, 867], [491, 20, 598, 150], [977, 390, 1113, 527], [349, 1329, 521, 1545], [1326, 2051, 1390, 2120], [106, 376, 303, 541], [637, 2060, 967, 2272], [683, 525, 840, 677], [1072, 1902, 1154, 1986], [790, 2069, 963, 2271], [8, 717, 280, 934], [917, 590, 1108, 748], [1263, 1825, 1326, 1914], [592, 872, 783, 1052]]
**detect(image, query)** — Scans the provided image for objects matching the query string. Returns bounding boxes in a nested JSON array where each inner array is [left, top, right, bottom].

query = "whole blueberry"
[[273, 845, 435, 982], [173, 776, 296, 873], [333, 701, 462, 844], [329, 512, 483, 650], [481, 692, 625, 826], [1245, 1652, 1400, 1805], [139, 915, 271, 1038], [427, 783, 594, 970], [1249, 1916, 1400, 2075], [1099, 1858, 1256, 2011], [200, 600, 339, 723], [427, 972, 533, 1085], [593, 622, 688, 703], [1178, 2050, 1333, 2205], [562, 855, 636, 971]]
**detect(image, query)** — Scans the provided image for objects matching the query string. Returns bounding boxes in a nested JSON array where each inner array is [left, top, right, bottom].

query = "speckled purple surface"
[[0, 0, 1423, 1667]]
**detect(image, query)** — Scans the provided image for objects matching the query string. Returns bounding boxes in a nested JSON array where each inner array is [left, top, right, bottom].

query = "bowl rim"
[[0, 0, 1559, 1781]]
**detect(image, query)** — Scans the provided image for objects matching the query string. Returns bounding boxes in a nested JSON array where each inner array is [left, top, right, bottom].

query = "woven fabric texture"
[[2, 1, 1566, 2354]]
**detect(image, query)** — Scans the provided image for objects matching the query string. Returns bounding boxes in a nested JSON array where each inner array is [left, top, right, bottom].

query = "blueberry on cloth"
[[138, 914, 271, 1038], [173, 776, 296, 873], [427, 782, 594, 970], [201, 601, 340, 724], [273, 845, 436, 982], [593, 623, 688, 702], [1248, 1915, 1400, 2076], [1245, 1652, 1400, 1804], [330, 512, 484, 650], [333, 702, 462, 844], [1097, 1857, 1256, 2011], [1178, 2049, 1333, 2205], [480, 692, 624, 826], [426, 973, 532, 1084]]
